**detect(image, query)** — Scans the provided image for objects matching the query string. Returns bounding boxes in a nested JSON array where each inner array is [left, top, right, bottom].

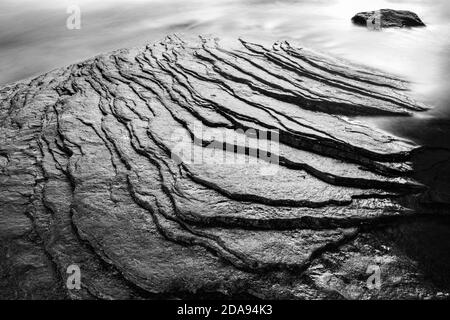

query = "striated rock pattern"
[[352, 9, 426, 28], [0, 35, 448, 299]]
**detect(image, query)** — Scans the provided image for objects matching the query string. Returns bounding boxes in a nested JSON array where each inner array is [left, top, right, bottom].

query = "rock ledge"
[[1, 35, 447, 300]]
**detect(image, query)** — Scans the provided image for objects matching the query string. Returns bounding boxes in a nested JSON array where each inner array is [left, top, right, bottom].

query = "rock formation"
[[352, 9, 426, 28], [0, 35, 448, 299]]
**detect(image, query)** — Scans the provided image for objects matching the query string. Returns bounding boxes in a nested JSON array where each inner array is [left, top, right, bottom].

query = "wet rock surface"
[[0, 35, 448, 299], [352, 9, 426, 28]]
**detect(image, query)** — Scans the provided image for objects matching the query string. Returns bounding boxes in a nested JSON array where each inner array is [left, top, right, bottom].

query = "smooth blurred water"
[[0, 0, 449, 146]]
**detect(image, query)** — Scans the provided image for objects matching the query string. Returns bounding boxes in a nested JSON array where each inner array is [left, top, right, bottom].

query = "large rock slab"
[[0, 35, 447, 299]]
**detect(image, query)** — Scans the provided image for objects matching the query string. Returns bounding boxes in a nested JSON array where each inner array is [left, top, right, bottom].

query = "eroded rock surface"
[[0, 35, 448, 299], [352, 9, 426, 28]]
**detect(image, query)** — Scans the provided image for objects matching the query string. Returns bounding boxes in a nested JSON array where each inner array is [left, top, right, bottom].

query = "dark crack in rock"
[[0, 35, 448, 299], [352, 9, 426, 28]]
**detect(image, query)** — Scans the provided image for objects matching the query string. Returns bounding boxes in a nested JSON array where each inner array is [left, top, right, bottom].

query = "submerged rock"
[[0, 35, 447, 299], [352, 9, 426, 28]]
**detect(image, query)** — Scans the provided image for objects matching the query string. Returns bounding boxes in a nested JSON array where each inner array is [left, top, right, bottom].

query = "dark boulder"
[[352, 9, 426, 28]]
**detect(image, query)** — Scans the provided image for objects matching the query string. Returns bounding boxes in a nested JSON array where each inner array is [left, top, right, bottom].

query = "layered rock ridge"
[[0, 35, 444, 299]]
